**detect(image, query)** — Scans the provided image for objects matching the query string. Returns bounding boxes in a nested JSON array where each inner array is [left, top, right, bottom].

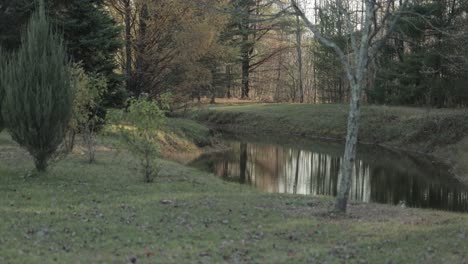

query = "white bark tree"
[[289, 0, 407, 212]]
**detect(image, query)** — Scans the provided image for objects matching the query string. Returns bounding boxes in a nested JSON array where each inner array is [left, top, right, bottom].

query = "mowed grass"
[[191, 103, 468, 151], [1, 132, 468, 263]]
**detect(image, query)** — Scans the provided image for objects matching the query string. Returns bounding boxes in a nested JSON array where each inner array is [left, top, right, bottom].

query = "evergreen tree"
[[223, 0, 279, 99], [0, 0, 30, 51], [1, 1, 73, 171], [57, 0, 124, 106], [372, 1, 468, 107], [0, 0, 66, 51], [0, 0, 123, 106]]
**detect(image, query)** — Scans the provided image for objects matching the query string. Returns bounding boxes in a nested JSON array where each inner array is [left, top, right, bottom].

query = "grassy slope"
[[107, 117, 213, 164], [190, 103, 468, 181], [164, 118, 212, 147], [1, 132, 468, 263]]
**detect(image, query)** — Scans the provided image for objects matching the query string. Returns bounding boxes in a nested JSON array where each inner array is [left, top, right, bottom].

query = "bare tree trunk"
[[83, 125, 97, 164], [124, 0, 133, 93], [241, 42, 250, 99], [333, 0, 374, 211], [135, 3, 148, 95], [275, 59, 281, 101], [295, 14, 304, 103], [335, 82, 361, 211], [210, 85, 216, 104], [35, 154, 48, 172], [64, 129, 76, 153], [222, 160, 229, 178], [313, 62, 317, 104], [226, 65, 232, 99]]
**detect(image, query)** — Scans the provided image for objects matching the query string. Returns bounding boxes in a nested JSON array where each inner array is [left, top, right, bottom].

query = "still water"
[[190, 136, 468, 212]]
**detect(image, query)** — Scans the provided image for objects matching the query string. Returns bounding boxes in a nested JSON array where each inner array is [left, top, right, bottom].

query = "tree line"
[[2, 0, 466, 108]]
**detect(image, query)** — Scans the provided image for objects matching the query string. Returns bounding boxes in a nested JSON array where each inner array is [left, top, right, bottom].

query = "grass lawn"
[[1, 131, 468, 263]]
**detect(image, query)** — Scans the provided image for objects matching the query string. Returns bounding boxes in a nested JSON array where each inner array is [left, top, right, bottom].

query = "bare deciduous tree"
[[289, 0, 407, 212]]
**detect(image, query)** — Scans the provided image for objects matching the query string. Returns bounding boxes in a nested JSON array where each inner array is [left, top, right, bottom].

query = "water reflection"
[[191, 139, 468, 212]]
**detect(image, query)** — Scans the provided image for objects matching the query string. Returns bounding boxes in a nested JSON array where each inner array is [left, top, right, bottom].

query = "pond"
[[190, 135, 468, 212]]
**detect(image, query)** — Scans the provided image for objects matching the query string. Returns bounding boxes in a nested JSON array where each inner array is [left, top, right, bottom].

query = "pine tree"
[[57, 0, 123, 106], [0, 0, 123, 106], [1, 1, 73, 172], [223, 0, 258, 99], [223, 0, 281, 99]]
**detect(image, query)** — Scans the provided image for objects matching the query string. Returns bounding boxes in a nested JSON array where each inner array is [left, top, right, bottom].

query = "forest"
[[2, 0, 467, 106], [1, 0, 468, 263]]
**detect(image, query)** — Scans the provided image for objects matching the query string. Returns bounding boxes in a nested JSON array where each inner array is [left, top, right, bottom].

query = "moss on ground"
[[1, 132, 468, 263]]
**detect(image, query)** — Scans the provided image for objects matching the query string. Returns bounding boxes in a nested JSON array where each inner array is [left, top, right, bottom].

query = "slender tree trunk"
[[313, 58, 317, 104], [226, 65, 232, 99], [334, 0, 373, 212], [334, 82, 361, 211], [83, 125, 96, 164], [275, 54, 282, 102], [241, 43, 250, 99], [135, 3, 148, 95], [64, 129, 76, 153], [210, 86, 216, 104], [240, 4, 250, 100], [222, 160, 229, 178], [295, 15, 304, 103], [35, 154, 48, 172], [124, 0, 133, 93]]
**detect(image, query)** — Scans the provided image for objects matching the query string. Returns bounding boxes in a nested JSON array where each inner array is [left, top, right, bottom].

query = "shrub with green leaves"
[[68, 64, 107, 163], [111, 98, 166, 182], [1, 1, 73, 171]]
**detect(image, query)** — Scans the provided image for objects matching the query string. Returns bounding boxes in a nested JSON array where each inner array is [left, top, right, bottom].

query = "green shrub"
[[67, 64, 107, 163], [1, 1, 73, 171], [111, 98, 166, 182]]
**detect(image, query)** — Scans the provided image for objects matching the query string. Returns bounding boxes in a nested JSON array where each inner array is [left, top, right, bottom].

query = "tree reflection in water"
[[191, 139, 468, 212]]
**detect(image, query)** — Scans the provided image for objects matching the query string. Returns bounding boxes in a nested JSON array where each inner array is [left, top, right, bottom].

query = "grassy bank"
[[190, 103, 468, 181], [104, 116, 214, 164], [157, 118, 214, 163], [1, 132, 468, 263]]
